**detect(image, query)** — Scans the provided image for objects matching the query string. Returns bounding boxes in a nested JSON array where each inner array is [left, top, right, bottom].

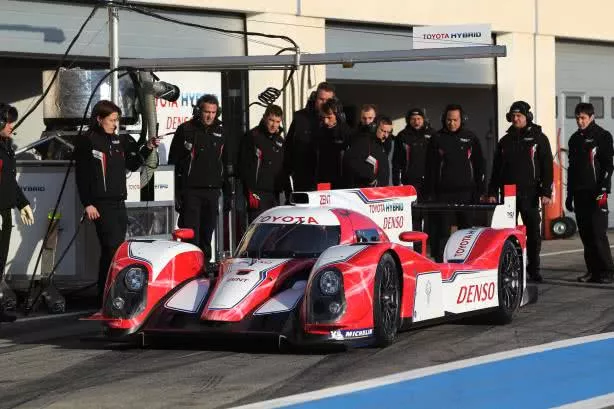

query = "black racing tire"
[[563, 217, 577, 236], [493, 239, 523, 324], [373, 253, 401, 347], [550, 217, 576, 239]]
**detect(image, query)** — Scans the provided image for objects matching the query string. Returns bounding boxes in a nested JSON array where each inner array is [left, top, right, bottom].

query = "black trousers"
[[93, 201, 128, 302], [431, 191, 475, 262], [517, 191, 541, 276], [0, 209, 12, 280], [247, 191, 278, 223], [574, 191, 614, 279], [180, 188, 220, 261]]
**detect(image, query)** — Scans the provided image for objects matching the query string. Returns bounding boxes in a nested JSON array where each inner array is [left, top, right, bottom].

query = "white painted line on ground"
[[554, 392, 614, 409], [16, 310, 96, 323], [0, 339, 16, 349], [231, 332, 614, 409], [542, 245, 614, 257]]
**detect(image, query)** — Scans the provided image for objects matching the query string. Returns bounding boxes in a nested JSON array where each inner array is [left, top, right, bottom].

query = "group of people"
[[229, 83, 614, 285], [0, 84, 613, 316], [235, 82, 553, 281]]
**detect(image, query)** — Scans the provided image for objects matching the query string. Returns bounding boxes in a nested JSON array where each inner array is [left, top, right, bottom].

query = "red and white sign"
[[296, 186, 417, 247], [443, 269, 499, 314], [456, 282, 496, 304]]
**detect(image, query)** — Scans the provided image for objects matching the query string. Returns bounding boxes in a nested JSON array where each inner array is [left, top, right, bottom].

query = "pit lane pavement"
[[0, 232, 613, 409]]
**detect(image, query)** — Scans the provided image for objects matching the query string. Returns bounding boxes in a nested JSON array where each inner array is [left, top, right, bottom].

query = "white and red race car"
[[87, 185, 530, 348]]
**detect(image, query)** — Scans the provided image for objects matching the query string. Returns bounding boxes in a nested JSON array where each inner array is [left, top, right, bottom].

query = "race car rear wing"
[[291, 185, 517, 246]]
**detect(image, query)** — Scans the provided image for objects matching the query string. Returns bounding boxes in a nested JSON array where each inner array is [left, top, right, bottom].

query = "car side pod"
[[399, 231, 428, 256]]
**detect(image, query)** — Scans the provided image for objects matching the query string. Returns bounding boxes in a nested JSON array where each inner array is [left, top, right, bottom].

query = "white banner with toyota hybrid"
[[413, 24, 491, 49]]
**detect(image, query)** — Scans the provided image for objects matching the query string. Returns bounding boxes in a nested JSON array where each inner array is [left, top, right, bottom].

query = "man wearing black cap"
[[393, 108, 434, 252], [566, 102, 614, 284], [487, 101, 553, 283]]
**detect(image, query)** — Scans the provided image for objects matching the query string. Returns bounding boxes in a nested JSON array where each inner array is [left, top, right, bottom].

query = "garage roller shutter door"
[[326, 23, 495, 85], [556, 41, 614, 227]]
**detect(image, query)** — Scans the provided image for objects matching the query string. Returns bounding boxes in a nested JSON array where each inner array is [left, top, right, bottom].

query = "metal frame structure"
[[120, 45, 506, 72], [118, 44, 506, 257]]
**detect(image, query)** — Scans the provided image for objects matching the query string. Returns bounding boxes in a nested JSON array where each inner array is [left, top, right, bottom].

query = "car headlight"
[[319, 270, 342, 296], [124, 267, 146, 291]]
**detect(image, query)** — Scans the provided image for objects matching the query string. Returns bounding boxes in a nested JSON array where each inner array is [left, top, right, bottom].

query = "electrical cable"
[[249, 47, 299, 108], [19, 2, 302, 312], [248, 18, 492, 48], [17, 1, 300, 132], [13, 4, 102, 131], [110, 2, 299, 50], [23, 66, 136, 315]]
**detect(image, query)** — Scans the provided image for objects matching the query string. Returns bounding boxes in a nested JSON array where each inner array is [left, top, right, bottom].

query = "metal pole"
[[120, 45, 507, 72], [109, 5, 119, 105]]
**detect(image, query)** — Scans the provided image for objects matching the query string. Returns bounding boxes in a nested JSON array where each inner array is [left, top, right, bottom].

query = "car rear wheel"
[[373, 253, 400, 347], [494, 239, 523, 324]]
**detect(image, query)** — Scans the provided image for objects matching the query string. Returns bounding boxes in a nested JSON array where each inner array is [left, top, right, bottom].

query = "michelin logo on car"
[[330, 328, 374, 340]]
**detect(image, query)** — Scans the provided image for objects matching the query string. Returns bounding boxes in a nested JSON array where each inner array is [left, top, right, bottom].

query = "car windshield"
[[235, 223, 341, 259]]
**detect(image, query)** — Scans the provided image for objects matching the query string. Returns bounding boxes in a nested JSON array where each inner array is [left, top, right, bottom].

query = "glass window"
[[235, 223, 341, 259], [565, 96, 581, 118], [589, 97, 604, 118]]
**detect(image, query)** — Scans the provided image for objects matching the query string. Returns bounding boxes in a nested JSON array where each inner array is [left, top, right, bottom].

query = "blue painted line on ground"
[[281, 338, 614, 409]]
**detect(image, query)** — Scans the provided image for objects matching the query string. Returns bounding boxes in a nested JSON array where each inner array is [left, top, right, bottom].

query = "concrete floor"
[[0, 232, 613, 409]]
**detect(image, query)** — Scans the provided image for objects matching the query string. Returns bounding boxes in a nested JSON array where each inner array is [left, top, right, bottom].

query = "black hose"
[[20, 1, 302, 312], [111, 2, 299, 49]]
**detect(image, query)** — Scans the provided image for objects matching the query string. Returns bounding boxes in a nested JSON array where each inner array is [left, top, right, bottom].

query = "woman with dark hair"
[[74, 100, 160, 304], [0, 103, 34, 321]]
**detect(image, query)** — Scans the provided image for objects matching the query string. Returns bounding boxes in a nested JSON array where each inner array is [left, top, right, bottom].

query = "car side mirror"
[[399, 231, 428, 257], [172, 228, 194, 242]]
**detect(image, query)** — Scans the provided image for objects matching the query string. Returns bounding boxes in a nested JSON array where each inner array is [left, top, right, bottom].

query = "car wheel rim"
[[380, 262, 399, 336], [553, 221, 567, 235], [501, 246, 522, 311]]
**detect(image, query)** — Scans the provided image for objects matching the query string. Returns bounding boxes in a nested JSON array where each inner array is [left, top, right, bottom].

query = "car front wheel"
[[373, 253, 400, 347]]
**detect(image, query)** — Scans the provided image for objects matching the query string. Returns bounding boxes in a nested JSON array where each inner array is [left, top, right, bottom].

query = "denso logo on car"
[[456, 282, 496, 304]]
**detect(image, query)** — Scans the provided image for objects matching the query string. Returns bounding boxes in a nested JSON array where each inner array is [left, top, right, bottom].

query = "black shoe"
[[577, 273, 593, 283], [528, 272, 543, 283], [589, 276, 614, 284]]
